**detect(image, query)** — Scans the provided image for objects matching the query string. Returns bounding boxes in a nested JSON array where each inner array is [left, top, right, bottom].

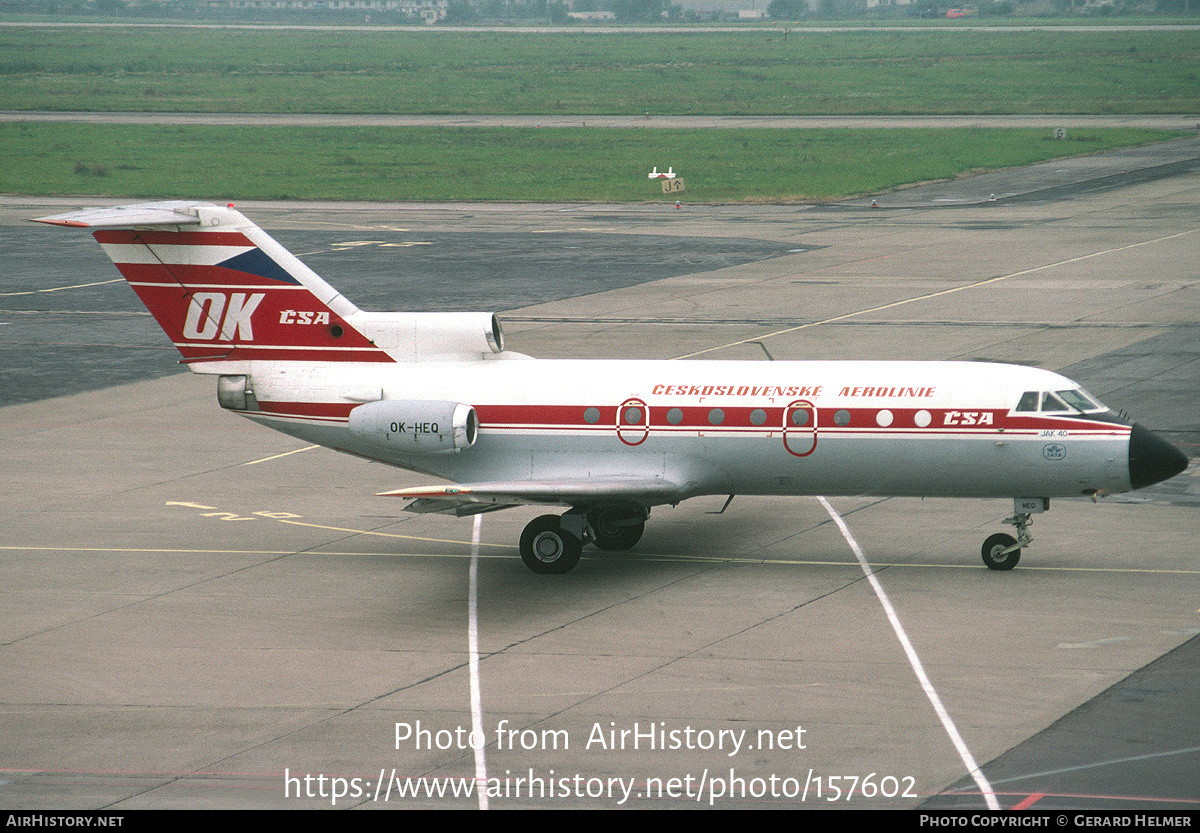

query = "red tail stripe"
[[126, 282, 373, 342], [179, 346, 394, 363], [93, 229, 256, 247]]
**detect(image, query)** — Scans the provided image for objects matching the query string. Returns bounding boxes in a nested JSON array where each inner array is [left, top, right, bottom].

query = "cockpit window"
[[1015, 391, 1039, 412], [1015, 388, 1108, 414], [1041, 392, 1070, 412], [1056, 389, 1101, 412]]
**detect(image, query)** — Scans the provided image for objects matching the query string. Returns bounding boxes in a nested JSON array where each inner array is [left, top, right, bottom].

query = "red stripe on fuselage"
[[260, 400, 1131, 436], [254, 401, 357, 422], [472, 404, 1128, 434]]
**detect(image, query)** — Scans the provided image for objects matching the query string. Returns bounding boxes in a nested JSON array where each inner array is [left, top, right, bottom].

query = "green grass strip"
[[1, 28, 1198, 115], [2, 123, 1179, 203]]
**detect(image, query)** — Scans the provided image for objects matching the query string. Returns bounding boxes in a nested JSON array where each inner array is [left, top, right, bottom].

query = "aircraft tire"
[[520, 514, 582, 574], [589, 507, 645, 551], [981, 533, 1020, 570]]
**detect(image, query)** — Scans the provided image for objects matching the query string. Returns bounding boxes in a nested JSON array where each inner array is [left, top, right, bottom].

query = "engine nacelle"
[[348, 400, 478, 454], [346, 311, 504, 361], [216, 374, 259, 411]]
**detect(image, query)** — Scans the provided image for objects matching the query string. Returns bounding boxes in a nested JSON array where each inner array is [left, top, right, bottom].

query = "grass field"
[[1, 25, 1193, 202], [3, 122, 1178, 202], [1, 27, 1198, 115]]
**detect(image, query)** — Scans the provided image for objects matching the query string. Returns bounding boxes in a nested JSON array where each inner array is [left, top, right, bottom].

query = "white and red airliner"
[[37, 201, 1189, 573]]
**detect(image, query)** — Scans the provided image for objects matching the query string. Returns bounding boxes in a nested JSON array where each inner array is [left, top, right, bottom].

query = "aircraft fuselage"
[[235, 357, 1143, 503]]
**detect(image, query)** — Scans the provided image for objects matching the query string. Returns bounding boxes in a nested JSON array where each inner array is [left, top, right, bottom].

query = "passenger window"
[[1015, 391, 1039, 412]]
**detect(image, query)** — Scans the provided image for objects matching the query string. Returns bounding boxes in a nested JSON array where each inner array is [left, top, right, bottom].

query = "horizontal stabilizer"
[[33, 201, 217, 228], [381, 477, 685, 515]]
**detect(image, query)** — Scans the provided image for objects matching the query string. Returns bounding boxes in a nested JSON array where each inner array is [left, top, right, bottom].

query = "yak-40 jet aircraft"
[[37, 202, 1189, 574]]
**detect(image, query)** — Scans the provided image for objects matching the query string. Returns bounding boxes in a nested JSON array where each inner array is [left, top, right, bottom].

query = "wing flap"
[[381, 477, 685, 515], [403, 498, 521, 517]]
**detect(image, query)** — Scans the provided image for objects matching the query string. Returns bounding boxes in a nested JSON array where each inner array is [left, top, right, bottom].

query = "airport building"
[[201, 0, 449, 22]]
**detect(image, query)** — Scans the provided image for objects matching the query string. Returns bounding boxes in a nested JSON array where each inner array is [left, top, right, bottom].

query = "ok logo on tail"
[[182, 292, 265, 341]]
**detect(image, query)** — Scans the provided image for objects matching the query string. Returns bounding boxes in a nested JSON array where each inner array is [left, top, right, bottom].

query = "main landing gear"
[[518, 497, 1051, 574], [981, 498, 1047, 571], [518, 505, 647, 574]]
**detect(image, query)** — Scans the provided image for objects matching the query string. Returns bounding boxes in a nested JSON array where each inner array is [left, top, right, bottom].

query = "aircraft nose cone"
[[1128, 423, 1189, 490]]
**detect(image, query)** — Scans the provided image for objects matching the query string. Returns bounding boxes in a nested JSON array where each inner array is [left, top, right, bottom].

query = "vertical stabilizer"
[[34, 201, 392, 370]]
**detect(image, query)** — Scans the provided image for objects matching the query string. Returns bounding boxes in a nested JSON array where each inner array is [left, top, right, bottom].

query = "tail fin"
[[34, 201, 389, 369], [34, 201, 504, 369]]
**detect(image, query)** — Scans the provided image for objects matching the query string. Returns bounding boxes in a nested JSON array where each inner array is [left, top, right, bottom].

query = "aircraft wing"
[[379, 477, 686, 516]]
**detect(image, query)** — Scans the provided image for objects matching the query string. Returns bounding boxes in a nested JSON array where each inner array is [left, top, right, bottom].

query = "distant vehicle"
[[648, 167, 676, 180], [37, 201, 1190, 575], [946, 8, 965, 16]]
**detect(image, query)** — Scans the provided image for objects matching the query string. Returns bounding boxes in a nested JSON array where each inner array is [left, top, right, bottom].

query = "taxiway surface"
[[0, 147, 1197, 809]]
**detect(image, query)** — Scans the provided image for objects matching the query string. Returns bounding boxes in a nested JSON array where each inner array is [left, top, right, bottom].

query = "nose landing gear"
[[981, 498, 1046, 570]]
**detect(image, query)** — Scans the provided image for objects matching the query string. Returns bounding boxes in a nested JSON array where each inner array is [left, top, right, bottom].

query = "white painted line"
[[0, 277, 124, 297], [468, 513, 489, 810], [985, 743, 1200, 786], [242, 445, 318, 466], [817, 496, 1001, 811], [677, 227, 1199, 359], [278, 518, 517, 549]]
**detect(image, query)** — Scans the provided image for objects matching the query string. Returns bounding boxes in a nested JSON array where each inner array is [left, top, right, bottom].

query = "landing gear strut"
[[981, 498, 1046, 571], [587, 505, 646, 551]]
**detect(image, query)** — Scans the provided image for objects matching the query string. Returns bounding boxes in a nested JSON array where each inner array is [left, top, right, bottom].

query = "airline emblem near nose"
[[1042, 444, 1067, 461]]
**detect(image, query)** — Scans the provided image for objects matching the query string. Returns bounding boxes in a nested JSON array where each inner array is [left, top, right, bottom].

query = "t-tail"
[[34, 201, 505, 373]]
